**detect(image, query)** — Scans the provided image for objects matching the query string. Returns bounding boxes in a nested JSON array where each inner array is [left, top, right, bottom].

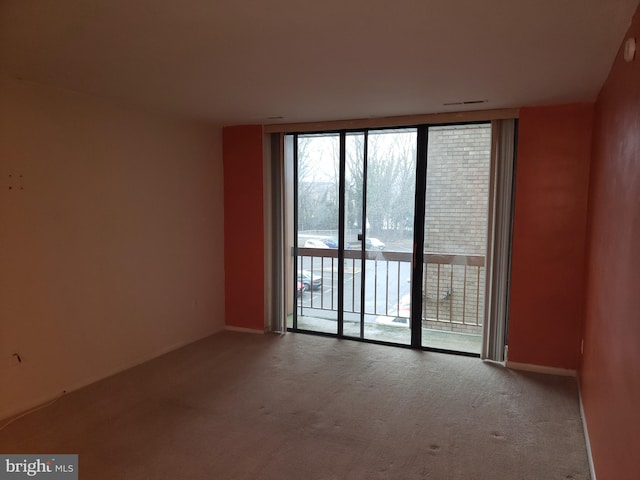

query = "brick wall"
[[423, 124, 491, 333]]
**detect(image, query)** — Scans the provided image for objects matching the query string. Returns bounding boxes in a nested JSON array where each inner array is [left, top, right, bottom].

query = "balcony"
[[292, 247, 485, 354]]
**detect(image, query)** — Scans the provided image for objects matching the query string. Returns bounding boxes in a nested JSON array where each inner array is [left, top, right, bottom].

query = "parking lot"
[[297, 257, 412, 317]]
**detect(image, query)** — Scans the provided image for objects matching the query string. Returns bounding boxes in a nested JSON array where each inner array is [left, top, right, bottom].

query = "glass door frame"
[[288, 121, 500, 357]]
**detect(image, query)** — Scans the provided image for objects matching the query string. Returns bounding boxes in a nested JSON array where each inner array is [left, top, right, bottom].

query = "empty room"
[[1, 1, 639, 479]]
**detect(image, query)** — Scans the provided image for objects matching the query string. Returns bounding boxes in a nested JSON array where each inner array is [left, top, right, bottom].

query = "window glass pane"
[[362, 128, 416, 345], [421, 124, 491, 353], [295, 134, 339, 334], [342, 132, 365, 338]]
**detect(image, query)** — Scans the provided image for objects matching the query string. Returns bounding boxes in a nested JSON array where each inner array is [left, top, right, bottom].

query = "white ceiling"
[[1, 0, 638, 125]]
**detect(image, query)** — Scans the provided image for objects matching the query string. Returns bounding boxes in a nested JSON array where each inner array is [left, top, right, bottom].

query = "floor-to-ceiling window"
[[281, 119, 514, 357]]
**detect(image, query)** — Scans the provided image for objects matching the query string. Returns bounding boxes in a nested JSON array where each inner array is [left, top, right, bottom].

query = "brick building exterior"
[[423, 124, 491, 333]]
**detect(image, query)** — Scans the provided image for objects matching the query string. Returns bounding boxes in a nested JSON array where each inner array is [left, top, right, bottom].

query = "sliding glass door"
[[359, 129, 416, 344], [287, 121, 502, 355], [292, 133, 340, 334]]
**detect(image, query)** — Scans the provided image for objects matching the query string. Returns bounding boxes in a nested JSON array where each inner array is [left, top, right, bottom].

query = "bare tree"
[[295, 130, 416, 241], [297, 135, 339, 232]]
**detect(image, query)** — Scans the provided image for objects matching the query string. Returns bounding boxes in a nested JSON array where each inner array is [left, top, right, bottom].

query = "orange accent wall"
[[508, 104, 593, 370], [223, 125, 265, 331], [581, 7, 640, 479]]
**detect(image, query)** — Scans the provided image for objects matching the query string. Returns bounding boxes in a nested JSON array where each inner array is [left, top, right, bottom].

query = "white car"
[[346, 237, 386, 250], [366, 237, 386, 250], [304, 239, 330, 248]]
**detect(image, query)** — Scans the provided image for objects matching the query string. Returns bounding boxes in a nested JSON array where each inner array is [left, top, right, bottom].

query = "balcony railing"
[[297, 248, 485, 332]]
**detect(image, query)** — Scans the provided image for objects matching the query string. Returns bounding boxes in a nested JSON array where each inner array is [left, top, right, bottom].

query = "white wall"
[[0, 75, 225, 420]]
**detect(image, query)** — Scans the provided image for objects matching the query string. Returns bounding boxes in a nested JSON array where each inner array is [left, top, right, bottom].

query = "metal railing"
[[422, 253, 485, 328], [297, 248, 485, 327]]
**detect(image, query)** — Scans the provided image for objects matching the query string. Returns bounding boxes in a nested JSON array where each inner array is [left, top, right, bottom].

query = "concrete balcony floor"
[[289, 314, 482, 354]]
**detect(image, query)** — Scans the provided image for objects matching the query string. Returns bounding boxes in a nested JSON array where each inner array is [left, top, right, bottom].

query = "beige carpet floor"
[[0, 331, 590, 479]]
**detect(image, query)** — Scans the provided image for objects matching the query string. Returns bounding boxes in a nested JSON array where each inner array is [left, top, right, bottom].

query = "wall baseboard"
[[578, 378, 597, 480], [225, 325, 265, 334], [506, 361, 576, 377], [0, 328, 223, 423]]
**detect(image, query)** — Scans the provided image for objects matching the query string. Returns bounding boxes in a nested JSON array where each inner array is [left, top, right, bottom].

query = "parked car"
[[297, 270, 322, 291], [346, 237, 386, 250], [322, 237, 338, 248], [304, 239, 329, 248], [366, 237, 386, 250]]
